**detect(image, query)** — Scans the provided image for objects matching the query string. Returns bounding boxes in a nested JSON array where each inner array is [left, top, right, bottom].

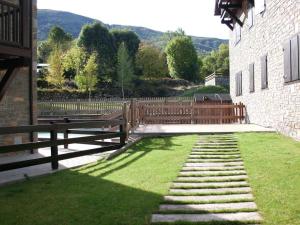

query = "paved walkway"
[[151, 134, 262, 224], [134, 124, 275, 135], [0, 144, 113, 186]]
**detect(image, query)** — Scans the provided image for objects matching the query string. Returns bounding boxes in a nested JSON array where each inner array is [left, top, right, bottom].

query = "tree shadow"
[[74, 136, 181, 177]]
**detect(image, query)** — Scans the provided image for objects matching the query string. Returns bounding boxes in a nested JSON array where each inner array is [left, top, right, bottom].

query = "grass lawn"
[[0, 135, 198, 225], [237, 133, 300, 225]]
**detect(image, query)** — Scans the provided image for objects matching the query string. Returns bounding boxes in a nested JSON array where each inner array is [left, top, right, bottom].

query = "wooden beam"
[[0, 65, 19, 101], [0, 58, 30, 101], [224, 7, 243, 27], [0, 44, 31, 57]]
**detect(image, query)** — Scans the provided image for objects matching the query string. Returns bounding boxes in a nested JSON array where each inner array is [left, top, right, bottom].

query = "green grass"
[[236, 133, 300, 225], [181, 85, 229, 97], [0, 135, 197, 225]]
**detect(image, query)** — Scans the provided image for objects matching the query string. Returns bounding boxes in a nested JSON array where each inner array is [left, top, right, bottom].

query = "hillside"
[[38, 9, 228, 53]]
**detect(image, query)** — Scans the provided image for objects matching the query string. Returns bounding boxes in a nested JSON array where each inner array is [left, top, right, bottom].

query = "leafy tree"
[[48, 26, 73, 50], [46, 48, 65, 88], [111, 30, 140, 60], [37, 41, 52, 63], [75, 53, 98, 99], [136, 44, 169, 79], [78, 23, 116, 81], [162, 28, 186, 42], [117, 43, 134, 99], [63, 46, 88, 79], [165, 36, 199, 82], [200, 44, 229, 77]]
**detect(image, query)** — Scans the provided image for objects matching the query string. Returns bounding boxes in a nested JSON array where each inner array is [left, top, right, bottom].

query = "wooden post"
[[122, 103, 128, 140], [191, 101, 194, 124], [119, 123, 126, 146], [63, 117, 69, 149], [50, 124, 59, 170], [130, 99, 134, 129]]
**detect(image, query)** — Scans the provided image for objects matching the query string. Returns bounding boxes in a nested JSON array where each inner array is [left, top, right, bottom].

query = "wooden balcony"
[[214, 0, 243, 30], [0, 0, 32, 58]]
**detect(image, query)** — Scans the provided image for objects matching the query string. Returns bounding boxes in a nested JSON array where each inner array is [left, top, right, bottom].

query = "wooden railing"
[[0, 0, 31, 48], [0, 119, 126, 172], [137, 102, 245, 124], [38, 99, 246, 126]]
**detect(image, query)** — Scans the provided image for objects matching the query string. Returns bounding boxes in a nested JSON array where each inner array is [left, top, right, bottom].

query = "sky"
[[37, 0, 229, 39]]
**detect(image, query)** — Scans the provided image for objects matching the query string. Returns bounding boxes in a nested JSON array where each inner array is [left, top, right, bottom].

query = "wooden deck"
[[133, 124, 275, 135]]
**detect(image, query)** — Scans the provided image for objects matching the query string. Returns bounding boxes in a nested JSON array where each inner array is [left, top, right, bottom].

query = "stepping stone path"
[[151, 135, 262, 224]]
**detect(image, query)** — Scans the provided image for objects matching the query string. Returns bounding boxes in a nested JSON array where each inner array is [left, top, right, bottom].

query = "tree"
[[136, 44, 169, 79], [162, 28, 186, 42], [46, 48, 65, 88], [37, 41, 52, 63], [75, 53, 98, 99], [111, 30, 140, 60], [200, 44, 229, 78], [165, 36, 199, 82], [63, 46, 88, 79], [117, 43, 134, 99], [78, 23, 116, 81], [48, 26, 73, 50]]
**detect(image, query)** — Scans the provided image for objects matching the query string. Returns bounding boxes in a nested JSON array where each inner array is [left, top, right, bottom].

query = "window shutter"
[[239, 72, 243, 95], [249, 63, 255, 92], [291, 35, 299, 81], [261, 55, 268, 89], [255, 0, 266, 15], [235, 74, 238, 96], [248, 6, 254, 28], [283, 40, 292, 83]]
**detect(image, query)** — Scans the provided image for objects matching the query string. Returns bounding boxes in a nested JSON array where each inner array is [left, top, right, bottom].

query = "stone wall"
[[205, 75, 229, 87], [0, 0, 37, 146], [230, 0, 300, 139]]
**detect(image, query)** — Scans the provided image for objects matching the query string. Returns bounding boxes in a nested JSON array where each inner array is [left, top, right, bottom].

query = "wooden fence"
[[38, 98, 246, 126], [137, 102, 245, 124], [0, 119, 126, 172]]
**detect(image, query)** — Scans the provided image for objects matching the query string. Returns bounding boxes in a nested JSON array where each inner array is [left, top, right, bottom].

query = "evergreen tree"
[[117, 43, 134, 99]]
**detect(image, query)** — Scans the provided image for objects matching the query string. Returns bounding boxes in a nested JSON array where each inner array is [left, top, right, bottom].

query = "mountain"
[[38, 9, 228, 53]]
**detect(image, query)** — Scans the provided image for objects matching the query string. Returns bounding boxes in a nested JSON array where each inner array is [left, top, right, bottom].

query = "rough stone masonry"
[[229, 0, 300, 140]]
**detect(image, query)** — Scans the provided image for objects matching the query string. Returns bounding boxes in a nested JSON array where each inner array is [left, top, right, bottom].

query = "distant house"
[[205, 73, 229, 87], [215, 0, 300, 139]]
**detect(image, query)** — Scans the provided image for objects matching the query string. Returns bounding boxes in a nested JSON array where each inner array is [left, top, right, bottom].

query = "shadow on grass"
[[0, 135, 258, 225], [75, 137, 180, 177]]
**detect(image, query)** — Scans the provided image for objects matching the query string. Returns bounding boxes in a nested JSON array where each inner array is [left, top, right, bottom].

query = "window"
[[236, 71, 242, 96], [255, 0, 266, 15], [235, 24, 241, 45], [283, 34, 300, 83], [248, 2, 254, 28], [249, 63, 255, 92], [261, 54, 268, 89]]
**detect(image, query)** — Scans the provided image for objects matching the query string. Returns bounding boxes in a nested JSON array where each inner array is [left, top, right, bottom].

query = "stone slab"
[[172, 181, 249, 188], [151, 212, 262, 223], [169, 187, 251, 195], [164, 194, 254, 202], [176, 175, 248, 182], [159, 202, 257, 211]]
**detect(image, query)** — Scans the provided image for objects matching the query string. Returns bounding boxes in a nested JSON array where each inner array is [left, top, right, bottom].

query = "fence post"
[[63, 117, 69, 149], [191, 101, 194, 124], [122, 103, 128, 140], [130, 99, 134, 129], [50, 123, 59, 170]]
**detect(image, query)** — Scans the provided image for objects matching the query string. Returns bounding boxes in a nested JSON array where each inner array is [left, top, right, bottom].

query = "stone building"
[[0, 0, 37, 145], [215, 0, 300, 140], [205, 73, 229, 87]]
